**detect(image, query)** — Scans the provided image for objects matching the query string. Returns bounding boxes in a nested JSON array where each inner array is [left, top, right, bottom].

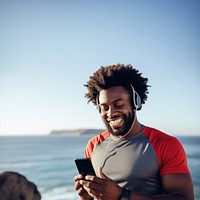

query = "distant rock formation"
[[50, 128, 105, 135]]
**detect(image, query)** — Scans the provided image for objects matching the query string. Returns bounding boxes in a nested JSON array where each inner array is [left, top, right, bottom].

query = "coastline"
[[50, 128, 105, 135]]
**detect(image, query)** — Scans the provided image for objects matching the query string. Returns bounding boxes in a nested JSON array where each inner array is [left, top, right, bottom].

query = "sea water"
[[0, 135, 199, 200]]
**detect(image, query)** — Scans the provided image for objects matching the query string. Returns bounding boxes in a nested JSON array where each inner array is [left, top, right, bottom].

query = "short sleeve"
[[159, 137, 190, 176], [142, 127, 190, 177]]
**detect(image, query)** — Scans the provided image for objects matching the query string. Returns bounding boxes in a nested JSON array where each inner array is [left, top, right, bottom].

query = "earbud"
[[130, 84, 141, 110]]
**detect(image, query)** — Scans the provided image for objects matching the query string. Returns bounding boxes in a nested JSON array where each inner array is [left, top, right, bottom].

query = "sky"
[[0, 0, 199, 136]]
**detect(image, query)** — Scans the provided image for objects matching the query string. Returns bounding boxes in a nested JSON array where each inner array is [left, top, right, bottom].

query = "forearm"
[[131, 192, 192, 200]]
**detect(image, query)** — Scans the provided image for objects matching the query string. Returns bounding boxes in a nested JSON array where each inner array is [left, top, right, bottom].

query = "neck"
[[129, 119, 142, 137], [119, 112, 142, 139]]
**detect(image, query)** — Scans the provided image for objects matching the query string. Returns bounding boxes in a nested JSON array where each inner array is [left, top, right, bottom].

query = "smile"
[[107, 116, 124, 127]]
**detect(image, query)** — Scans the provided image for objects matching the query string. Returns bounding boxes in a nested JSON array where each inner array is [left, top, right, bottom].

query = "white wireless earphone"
[[130, 84, 141, 110]]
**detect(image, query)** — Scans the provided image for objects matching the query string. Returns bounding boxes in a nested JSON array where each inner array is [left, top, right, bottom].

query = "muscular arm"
[[131, 174, 194, 200], [78, 171, 194, 200]]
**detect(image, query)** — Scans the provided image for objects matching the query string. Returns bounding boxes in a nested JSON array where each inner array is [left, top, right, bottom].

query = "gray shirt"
[[84, 126, 189, 196]]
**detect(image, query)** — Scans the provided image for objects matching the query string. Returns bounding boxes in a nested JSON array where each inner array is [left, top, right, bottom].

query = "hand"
[[74, 174, 92, 200], [80, 167, 122, 200]]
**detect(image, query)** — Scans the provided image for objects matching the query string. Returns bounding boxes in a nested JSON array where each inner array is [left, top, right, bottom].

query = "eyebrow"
[[100, 98, 124, 106], [113, 98, 124, 103]]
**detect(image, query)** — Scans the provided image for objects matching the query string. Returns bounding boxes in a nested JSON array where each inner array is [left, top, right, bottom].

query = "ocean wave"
[[41, 186, 79, 200]]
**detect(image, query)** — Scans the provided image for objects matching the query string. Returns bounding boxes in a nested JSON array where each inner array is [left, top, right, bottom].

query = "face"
[[99, 86, 135, 137]]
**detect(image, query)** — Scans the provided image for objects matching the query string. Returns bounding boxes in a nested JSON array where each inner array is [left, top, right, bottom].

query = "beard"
[[103, 111, 135, 137]]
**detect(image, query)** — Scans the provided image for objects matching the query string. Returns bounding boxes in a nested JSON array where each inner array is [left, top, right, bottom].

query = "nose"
[[107, 106, 117, 118]]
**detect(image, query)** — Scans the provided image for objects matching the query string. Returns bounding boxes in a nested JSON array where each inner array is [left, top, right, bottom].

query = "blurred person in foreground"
[[74, 64, 194, 200]]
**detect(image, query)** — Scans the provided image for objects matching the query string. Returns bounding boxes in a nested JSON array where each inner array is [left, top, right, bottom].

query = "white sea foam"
[[42, 186, 79, 200]]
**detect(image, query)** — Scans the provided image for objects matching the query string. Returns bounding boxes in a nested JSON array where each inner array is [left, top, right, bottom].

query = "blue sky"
[[0, 0, 199, 136]]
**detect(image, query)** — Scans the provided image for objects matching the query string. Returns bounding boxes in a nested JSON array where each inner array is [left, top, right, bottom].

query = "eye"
[[115, 102, 124, 109], [100, 105, 109, 112]]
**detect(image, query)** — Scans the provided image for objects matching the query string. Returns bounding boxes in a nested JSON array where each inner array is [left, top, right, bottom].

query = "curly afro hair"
[[84, 63, 150, 110]]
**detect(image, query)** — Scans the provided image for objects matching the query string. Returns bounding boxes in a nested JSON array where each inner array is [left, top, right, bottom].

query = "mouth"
[[107, 116, 124, 129]]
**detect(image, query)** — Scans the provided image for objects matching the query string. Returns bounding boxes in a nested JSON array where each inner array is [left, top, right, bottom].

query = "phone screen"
[[75, 158, 96, 176]]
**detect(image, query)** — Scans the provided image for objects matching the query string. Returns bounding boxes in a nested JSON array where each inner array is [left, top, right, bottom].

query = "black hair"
[[84, 63, 150, 110]]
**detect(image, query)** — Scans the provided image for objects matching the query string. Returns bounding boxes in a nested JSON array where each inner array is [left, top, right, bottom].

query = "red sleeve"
[[143, 127, 190, 177], [84, 131, 109, 159], [84, 139, 94, 159]]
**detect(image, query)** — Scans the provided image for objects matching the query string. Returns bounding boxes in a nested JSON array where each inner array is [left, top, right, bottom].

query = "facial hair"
[[103, 111, 135, 137]]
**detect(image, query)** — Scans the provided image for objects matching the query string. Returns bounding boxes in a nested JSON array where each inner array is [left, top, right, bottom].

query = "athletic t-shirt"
[[84, 126, 190, 196]]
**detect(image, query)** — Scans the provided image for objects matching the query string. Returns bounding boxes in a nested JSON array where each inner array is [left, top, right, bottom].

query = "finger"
[[84, 176, 102, 185], [85, 174, 108, 184], [87, 189, 103, 200], [74, 179, 82, 190], [80, 180, 97, 189], [81, 180, 105, 200], [82, 185, 99, 198], [80, 179, 104, 193], [80, 180, 93, 188], [74, 174, 84, 181], [77, 185, 86, 196]]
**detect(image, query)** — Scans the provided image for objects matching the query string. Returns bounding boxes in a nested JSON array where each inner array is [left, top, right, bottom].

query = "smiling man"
[[99, 86, 136, 138], [74, 64, 194, 200]]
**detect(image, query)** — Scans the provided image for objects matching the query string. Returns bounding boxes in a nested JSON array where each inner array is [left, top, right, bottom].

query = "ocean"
[[0, 134, 199, 200]]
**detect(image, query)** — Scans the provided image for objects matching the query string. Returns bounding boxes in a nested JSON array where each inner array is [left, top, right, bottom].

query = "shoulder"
[[84, 130, 110, 159], [142, 126, 181, 149], [142, 126, 176, 141], [142, 126, 190, 176], [88, 130, 109, 144]]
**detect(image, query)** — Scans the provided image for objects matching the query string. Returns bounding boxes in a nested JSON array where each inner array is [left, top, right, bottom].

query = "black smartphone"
[[74, 158, 96, 176]]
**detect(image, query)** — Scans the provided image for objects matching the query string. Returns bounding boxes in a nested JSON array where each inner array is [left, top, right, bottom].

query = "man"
[[74, 64, 194, 200]]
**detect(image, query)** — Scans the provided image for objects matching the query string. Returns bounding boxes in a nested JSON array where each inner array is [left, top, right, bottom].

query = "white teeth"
[[110, 118, 123, 126]]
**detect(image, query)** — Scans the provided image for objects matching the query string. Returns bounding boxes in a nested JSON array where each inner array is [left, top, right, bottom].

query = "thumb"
[[98, 167, 110, 180]]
